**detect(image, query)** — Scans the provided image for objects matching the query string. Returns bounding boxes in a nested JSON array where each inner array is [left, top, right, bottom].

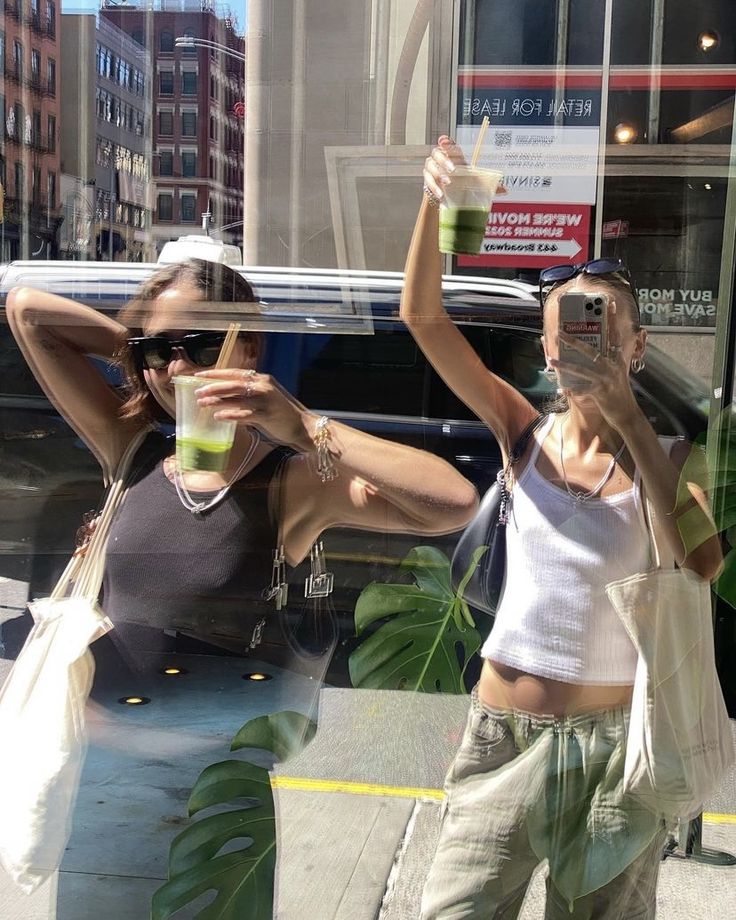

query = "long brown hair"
[[114, 259, 260, 423]]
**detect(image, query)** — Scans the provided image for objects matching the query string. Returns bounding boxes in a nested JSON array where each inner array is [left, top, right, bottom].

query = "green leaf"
[[349, 545, 480, 694], [151, 761, 275, 920], [230, 710, 317, 760], [188, 760, 274, 817], [152, 712, 316, 920]]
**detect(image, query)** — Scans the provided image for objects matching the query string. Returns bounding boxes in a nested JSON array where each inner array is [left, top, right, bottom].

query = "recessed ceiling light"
[[614, 123, 637, 144], [704, 183, 712, 190], [242, 672, 273, 682], [159, 666, 189, 676], [698, 31, 719, 53], [118, 696, 151, 705]]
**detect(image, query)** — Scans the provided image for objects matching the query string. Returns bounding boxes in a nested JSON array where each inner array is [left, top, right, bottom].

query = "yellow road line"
[[703, 812, 736, 825], [272, 776, 444, 800], [273, 777, 736, 824]]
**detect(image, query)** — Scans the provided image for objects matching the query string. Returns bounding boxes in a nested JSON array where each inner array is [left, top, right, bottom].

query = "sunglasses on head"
[[128, 331, 231, 370], [539, 259, 637, 307]]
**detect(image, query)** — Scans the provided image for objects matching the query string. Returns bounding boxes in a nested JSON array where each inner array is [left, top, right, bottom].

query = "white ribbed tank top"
[[481, 414, 651, 685]]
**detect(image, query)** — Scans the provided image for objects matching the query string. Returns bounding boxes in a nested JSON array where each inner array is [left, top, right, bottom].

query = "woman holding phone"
[[402, 137, 723, 919]]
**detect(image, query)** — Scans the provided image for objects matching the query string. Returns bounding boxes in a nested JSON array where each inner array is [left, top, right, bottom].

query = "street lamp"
[[174, 36, 246, 63]]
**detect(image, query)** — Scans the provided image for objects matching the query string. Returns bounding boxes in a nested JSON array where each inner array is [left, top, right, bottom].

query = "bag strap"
[[641, 436, 681, 573], [51, 427, 153, 602]]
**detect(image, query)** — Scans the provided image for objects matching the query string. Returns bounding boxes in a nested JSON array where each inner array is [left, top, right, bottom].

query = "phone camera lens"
[[594, 297, 603, 306], [594, 307, 602, 316]]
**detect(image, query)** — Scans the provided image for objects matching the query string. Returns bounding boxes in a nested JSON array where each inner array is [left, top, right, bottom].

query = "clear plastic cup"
[[173, 375, 237, 473], [438, 165, 504, 255]]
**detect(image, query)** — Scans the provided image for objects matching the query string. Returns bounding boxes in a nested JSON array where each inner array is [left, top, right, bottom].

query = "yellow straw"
[[471, 116, 490, 168], [215, 322, 242, 370]]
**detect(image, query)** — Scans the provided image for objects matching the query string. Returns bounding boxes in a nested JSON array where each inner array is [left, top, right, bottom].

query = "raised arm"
[[400, 136, 537, 456], [192, 370, 480, 565], [6, 286, 143, 480]]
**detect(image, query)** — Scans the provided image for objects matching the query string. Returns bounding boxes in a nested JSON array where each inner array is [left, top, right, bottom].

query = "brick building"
[[1, 0, 62, 260], [101, 1, 245, 256]]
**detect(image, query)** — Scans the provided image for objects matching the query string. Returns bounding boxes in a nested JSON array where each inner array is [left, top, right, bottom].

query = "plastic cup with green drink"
[[438, 165, 504, 256], [173, 375, 237, 473]]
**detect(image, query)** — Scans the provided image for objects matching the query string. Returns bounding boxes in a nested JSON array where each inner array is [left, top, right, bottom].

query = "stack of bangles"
[[313, 415, 338, 482], [423, 185, 441, 209]]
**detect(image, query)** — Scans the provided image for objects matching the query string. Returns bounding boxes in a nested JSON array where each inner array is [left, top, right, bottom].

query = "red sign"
[[602, 219, 629, 239], [457, 203, 591, 269]]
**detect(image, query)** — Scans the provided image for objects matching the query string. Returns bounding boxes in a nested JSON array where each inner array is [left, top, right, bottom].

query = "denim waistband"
[[470, 684, 630, 734]]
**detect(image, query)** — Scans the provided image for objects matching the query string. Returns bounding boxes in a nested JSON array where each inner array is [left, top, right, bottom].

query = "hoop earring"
[[631, 356, 645, 374]]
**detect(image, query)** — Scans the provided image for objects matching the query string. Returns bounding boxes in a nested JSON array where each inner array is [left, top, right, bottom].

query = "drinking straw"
[[193, 321, 242, 429], [215, 322, 242, 369], [470, 116, 490, 168]]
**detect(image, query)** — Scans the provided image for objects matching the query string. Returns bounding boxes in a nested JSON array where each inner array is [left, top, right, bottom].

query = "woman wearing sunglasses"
[[402, 137, 723, 919], [6, 258, 478, 663]]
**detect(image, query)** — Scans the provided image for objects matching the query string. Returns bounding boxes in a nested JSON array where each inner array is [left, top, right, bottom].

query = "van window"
[[296, 325, 429, 417]]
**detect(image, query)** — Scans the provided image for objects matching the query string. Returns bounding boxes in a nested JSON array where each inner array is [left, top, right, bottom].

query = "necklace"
[[168, 431, 261, 515], [558, 418, 626, 503]]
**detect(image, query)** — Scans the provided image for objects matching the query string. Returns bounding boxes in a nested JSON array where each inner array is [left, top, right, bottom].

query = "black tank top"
[[101, 431, 291, 637]]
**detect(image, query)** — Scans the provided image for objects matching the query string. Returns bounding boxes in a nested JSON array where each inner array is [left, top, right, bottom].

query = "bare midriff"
[[479, 658, 633, 717]]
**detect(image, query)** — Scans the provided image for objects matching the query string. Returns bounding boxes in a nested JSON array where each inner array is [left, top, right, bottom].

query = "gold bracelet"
[[314, 416, 338, 482]]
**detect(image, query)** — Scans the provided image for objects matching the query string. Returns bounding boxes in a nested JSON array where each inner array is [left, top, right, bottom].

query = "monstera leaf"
[[348, 545, 483, 693], [151, 711, 316, 920]]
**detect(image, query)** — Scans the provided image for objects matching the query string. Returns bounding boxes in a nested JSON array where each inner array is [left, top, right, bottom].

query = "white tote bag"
[[606, 494, 734, 821], [0, 431, 147, 892]]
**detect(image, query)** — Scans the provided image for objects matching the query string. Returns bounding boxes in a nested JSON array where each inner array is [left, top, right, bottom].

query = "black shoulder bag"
[[450, 414, 545, 615]]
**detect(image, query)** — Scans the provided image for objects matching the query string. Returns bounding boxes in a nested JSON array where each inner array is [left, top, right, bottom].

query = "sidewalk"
[[1, 657, 735, 919]]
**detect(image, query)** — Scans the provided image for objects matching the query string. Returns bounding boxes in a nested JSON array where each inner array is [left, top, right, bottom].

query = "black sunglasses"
[[128, 331, 230, 370], [539, 259, 637, 307]]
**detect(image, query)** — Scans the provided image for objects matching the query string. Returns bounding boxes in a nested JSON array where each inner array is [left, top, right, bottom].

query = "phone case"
[[558, 291, 609, 389]]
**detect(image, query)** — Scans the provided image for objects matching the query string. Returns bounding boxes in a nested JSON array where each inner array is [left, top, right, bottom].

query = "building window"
[[15, 162, 24, 202], [181, 193, 197, 222], [47, 114, 55, 152], [32, 166, 41, 204], [14, 41, 24, 82], [32, 109, 41, 147], [47, 170, 55, 208], [181, 111, 197, 137], [46, 1, 55, 38], [158, 150, 173, 176], [210, 76, 217, 100], [180, 29, 196, 54], [47, 58, 56, 95], [159, 71, 174, 95], [209, 116, 217, 141], [158, 111, 173, 136], [181, 71, 197, 95], [157, 193, 173, 221], [181, 151, 197, 177], [31, 49, 41, 88], [0, 32, 5, 74], [159, 30, 174, 53]]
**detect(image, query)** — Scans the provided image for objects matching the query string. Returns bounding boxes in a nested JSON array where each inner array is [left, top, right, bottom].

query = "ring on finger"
[[243, 380, 254, 397], [241, 368, 256, 379]]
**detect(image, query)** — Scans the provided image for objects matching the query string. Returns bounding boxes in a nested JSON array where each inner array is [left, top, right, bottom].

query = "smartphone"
[[557, 291, 609, 390]]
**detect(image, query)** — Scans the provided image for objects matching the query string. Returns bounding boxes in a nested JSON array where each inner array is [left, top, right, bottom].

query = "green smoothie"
[[177, 436, 232, 472], [439, 206, 489, 255]]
